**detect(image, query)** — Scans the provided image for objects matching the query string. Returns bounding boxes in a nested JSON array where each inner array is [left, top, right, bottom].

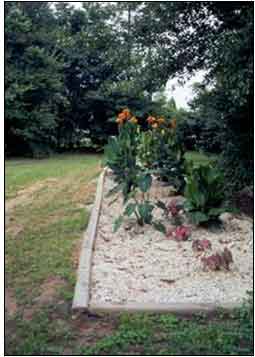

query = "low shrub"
[[184, 162, 226, 225], [144, 116, 186, 193]]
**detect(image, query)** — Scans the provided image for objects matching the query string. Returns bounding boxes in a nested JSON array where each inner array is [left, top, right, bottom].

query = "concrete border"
[[89, 302, 240, 314], [72, 168, 106, 311]]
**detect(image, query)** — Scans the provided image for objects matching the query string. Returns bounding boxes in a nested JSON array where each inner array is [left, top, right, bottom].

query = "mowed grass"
[[5, 154, 102, 198], [185, 150, 218, 165], [5, 153, 253, 356]]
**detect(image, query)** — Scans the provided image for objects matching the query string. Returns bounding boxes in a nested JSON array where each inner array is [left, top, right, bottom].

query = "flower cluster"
[[146, 116, 165, 129], [146, 116, 177, 130], [116, 108, 138, 125]]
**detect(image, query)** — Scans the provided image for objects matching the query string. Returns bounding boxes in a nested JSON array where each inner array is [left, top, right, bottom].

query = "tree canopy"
[[5, 1, 254, 192]]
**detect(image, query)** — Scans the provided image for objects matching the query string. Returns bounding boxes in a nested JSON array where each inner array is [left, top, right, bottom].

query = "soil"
[[234, 186, 254, 217], [35, 276, 66, 305], [6, 178, 60, 213], [5, 288, 18, 317], [90, 174, 253, 306]]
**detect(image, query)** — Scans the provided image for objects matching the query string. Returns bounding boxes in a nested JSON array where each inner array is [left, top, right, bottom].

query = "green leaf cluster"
[[184, 162, 225, 225], [138, 127, 186, 193], [106, 122, 166, 232]]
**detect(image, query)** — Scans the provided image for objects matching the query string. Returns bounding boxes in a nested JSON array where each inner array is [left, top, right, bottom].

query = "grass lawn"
[[5, 153, 253, 356], [185, 150, 218, 165]]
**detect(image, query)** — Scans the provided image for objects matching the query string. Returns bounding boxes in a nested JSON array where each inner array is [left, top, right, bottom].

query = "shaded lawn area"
[[184, 150, 218, 165], [5, 153, 253, 356]]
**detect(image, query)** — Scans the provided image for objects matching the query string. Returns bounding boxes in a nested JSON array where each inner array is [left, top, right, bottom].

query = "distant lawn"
[[5, 153, 102, 199], [185, 151, 218, 165], [5, 153, 253, 356]]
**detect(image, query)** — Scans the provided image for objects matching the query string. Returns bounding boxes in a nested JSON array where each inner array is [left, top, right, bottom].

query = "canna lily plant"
[[106, 109, 166, 234]]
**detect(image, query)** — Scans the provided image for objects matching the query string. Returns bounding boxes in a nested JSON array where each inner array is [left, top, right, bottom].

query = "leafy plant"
[[145, 117, 186, 193], [105, 114, 140, 201], [184, 162, 225, 225], [106, 109, 167, 233], [137, 130, 156, 169], [166, 225, 191, 241], [112, 171, 166, 233], [156, 198, 184, 226], [192, 239, 212, 253], [201, 248, 233, 271]]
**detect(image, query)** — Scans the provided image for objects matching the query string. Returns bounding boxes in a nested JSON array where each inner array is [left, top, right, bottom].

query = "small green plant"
[[184, 162, 225, 225], [112, 172, 166, 233], [156, 198, 184, 226]]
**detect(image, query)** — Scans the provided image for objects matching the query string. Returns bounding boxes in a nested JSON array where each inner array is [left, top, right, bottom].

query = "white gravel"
[[90, 174, 253, 306]]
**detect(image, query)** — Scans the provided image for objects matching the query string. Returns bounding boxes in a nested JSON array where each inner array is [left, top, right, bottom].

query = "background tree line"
[[5, 1, 253, 194]]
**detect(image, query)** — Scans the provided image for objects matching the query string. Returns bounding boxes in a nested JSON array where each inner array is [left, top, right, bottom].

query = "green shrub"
[[151, 127, 186, 193], [137, 115, 186, 193], [184, 162, 225, 225]]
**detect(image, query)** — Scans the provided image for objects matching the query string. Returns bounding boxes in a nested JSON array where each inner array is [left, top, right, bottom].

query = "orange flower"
[[171, 118, 177, 129], [122, 108, 131, 119], [117, 112, 126, 121], [157, 117, 165, 125]]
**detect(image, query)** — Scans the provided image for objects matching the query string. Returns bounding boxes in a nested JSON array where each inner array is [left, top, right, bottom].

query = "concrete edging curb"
[[72, 168, 106, 311], [88, 302, 240, 314]]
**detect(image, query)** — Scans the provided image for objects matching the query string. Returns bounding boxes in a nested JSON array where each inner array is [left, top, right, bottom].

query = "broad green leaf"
[[137, 202, 154, 223], [153, 221, 166, 234], [189, 211, 209, 225], [124, 202, 136, 217], [208, 207, 225, 217]]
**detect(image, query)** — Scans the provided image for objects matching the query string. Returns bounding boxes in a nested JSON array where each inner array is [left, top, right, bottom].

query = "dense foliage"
[[5, 2, 253, 195]]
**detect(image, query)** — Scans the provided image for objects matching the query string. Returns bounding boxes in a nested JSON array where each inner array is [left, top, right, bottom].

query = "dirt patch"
[[5, 288, 18, 317], [6, 178, 60, 214], [22, 276, 67, 321], [6, 222, 24, 238], [72, 178, 98, 205], [72, 239, 83, 270], [35, 276, 66, 305], [22, 307, 36, 321], [72, 313, 118, 346]]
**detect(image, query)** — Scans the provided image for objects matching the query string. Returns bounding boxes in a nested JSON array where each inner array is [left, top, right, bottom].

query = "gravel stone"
[[90, 175, 253, 305]]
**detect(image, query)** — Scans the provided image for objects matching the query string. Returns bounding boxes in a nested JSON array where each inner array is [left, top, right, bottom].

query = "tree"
[[133, 1, 253, 192], [5, 2, 62, 156]]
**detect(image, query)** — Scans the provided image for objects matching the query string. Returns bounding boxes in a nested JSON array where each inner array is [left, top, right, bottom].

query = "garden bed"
[[89, 171, 253, 310]]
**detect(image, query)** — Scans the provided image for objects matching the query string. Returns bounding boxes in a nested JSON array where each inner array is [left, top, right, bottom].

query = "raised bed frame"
[[72, 169, 241, 314]]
